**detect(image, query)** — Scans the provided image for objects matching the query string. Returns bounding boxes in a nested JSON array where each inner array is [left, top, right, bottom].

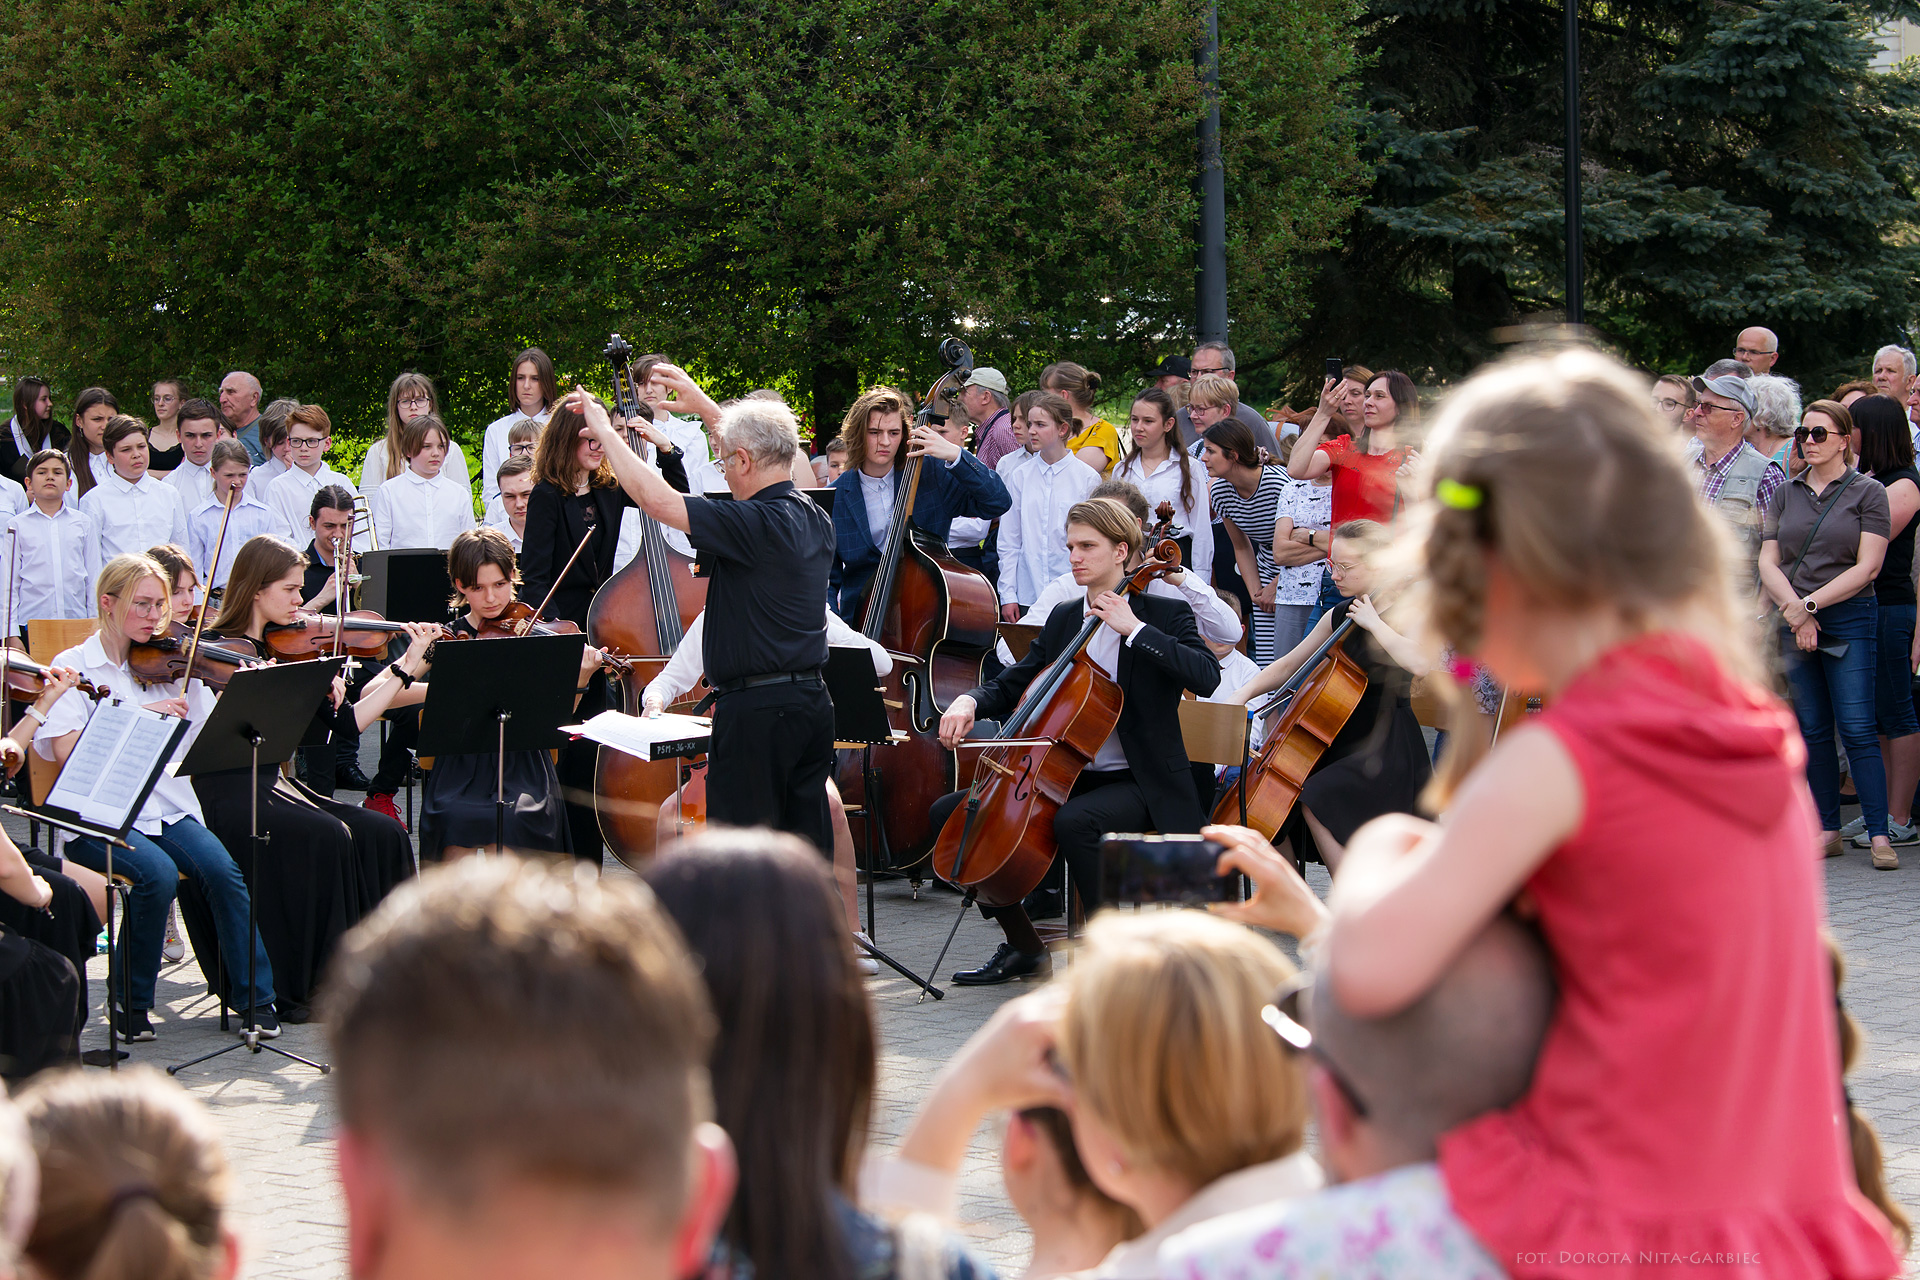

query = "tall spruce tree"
[[1289, 0, 1920, 391]]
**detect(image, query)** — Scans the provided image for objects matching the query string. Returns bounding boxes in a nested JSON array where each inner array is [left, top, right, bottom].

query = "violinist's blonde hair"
[[1057, 911, 1305, 1191], [1408, 346, 1756, 806], [95, 554, 173, 632]]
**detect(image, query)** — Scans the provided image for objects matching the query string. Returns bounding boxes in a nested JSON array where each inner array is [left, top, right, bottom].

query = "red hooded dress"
[[1438, 635, 1900, 1279]]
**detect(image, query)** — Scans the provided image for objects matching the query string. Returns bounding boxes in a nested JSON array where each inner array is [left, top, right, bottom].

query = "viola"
[[589, 334, 709, 869], [1208, 618, 1366, 836], [835, 340, 1003, 868], [931, 541, 1184, 907], [127, 623, 261, 692], [0, 644, 109, 704]]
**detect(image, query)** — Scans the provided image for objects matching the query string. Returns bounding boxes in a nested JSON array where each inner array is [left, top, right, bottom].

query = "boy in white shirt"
[[484, 455, 535, 553], [80, 415, 190, 561], [368, 414, 476, 551], [188, 440, 278, 592], [2, 450, 98, 627], [163, 399, 221, 510], [266, 403, 358, 546], [995, 391, 1101, 615]]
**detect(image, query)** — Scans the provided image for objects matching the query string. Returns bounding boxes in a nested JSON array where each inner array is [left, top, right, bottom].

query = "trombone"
[[351, 493, 380, 553]]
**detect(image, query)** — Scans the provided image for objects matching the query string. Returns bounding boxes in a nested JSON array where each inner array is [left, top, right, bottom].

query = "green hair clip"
[[1435, 478, 1484, 511]]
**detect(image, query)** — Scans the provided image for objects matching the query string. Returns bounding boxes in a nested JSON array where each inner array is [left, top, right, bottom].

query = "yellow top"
[[1068, 417, 1123, 477]]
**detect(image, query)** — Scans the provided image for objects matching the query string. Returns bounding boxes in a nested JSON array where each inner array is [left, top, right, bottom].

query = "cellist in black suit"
[[933, 497, 1220, 985]]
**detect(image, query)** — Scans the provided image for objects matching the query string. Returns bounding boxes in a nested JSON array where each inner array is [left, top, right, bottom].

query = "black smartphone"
[[1101, 834, 1232, 907], [1325, 356, 1345, 382]]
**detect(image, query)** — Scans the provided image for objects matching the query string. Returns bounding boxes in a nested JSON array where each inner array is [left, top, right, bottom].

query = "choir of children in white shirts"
[[188, 441, 278, 591], [78, 417, 188, 561], [265, 404, 360, 548], [367, 416, 475, 551]]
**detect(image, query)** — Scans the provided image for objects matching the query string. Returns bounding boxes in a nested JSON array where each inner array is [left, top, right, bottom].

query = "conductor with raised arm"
[[565, 379, 839, 853]]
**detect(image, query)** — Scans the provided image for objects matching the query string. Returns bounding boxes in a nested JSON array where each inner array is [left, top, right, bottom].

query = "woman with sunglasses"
[[1760, 399, 1897, 866]]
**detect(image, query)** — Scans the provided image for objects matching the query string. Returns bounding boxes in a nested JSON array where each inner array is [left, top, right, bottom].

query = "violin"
[[835, 338, 1003, 869], [430, 602, 634, 675], [0, 644, 109, 704], [263, 610, 448, 662], [931, 541, 1184, 907], [127, 623, 261, 692], [1209, 618, 1366, 836]]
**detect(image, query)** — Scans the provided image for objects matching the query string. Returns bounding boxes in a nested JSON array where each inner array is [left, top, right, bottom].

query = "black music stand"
[[824, 647, 941, 1000], [6, 700, 189, 1070], [359, 549, 451, 624], [416, 634, 586, 856], [169, 659, 344, 1077]]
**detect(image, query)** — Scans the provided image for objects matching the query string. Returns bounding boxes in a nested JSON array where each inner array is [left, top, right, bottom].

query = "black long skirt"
[[287, 778, 414, 916], [0, 858, 100, 978], [419, 750, 570, 862], [1297, 699, 1433, 845], [0, 931, 83, 1082]]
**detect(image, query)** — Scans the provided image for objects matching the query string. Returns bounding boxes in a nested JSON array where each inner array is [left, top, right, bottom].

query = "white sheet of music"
[[562, 710, 711, 762], [44, 700, 181, 828]]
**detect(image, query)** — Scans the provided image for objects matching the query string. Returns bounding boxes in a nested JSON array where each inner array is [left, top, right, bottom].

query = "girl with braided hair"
[[1304, 349, 1901, 1277]]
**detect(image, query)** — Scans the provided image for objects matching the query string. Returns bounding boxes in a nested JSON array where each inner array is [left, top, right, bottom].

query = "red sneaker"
[[362, 792, 401, 822]]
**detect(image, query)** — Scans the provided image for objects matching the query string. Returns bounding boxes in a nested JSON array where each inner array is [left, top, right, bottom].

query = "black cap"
[[1149, 355, 1192, 379]]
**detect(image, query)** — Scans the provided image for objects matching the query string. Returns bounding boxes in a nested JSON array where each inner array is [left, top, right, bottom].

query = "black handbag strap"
[[1785, 469, 1858, 590]]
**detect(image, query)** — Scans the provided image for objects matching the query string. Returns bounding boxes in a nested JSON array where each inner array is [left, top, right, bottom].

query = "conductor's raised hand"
[[1087, 590, 1140, 637], [907, 423, 961, 464], [648, 364, 722, 423], [939, 694, 978, 749], [1205, 824, 1329, 939], [564, 387, 615, 438]]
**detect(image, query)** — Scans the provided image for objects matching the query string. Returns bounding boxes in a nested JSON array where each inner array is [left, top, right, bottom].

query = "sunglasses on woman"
[[1792, 425, 1847, 444]]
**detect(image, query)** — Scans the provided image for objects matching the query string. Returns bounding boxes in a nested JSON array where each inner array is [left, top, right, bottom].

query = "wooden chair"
[[25, 618, 97, 666], [1180, 698, 1253, 771]]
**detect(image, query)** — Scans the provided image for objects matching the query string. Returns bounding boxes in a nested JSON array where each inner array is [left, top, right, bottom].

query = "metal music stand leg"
[[170, 734, 329, 1077], [495, 710, 510, 855], [921, 889, 977, 1005], [852, 743, 940, 1000]]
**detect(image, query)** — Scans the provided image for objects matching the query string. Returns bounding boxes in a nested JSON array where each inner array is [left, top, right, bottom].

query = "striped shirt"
[[1209, 466, 1291, 589]]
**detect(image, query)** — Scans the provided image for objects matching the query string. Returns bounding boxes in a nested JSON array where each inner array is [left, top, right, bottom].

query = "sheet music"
[[562, 710, 711, 762], [44, 701, 182, 829]]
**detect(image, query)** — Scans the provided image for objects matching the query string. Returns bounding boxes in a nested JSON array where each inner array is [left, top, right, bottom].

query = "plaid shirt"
[[1696, 440, 1786, 512]]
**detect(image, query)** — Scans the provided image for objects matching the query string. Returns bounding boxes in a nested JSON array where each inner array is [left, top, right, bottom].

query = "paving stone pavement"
[[17, 785, 1920, 1278]]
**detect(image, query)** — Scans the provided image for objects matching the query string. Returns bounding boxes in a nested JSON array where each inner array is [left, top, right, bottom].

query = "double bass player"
[[933, 497, 1220, 985]]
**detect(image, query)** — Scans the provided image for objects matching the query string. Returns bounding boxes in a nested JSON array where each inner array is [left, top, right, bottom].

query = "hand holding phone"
[[1101, 834, 1232, 906]]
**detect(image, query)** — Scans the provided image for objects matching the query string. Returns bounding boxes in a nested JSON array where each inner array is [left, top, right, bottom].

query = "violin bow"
[[2, 529, 15, 737], [524, 526, 595, 635], [183, 470, 239, 680]]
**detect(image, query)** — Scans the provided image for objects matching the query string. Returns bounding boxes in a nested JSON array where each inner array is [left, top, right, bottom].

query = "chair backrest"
[[1179, 698, 1250, 768], [1410, 674, 1447, 730], [26, 618, 97, 666]]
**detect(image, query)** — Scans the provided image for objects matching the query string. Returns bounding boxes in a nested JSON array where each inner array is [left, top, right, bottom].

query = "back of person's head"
[[1703, 357, 1753, 380], [1058, 911, 1305, 1193], [1833, 379, 1877, 403], [1311, 915, 1553, 1173], [1747, 373, 1802, 442], [18, 1067, 231, 1280], [257, 398, 299, 449], [1848, 395, 1914, 476], [1088, 479, 1149, 524], [1040, 361, 1103, 412], [324, 857, 717, 1226], [0, 1086, 35, 1278], [1827, 936, 1913, 1253], [716, 398, 803, 472], [1414, 347, 1755, 801], [642, 830, 873, 1280], [1007, 1106, 1142, 1242]]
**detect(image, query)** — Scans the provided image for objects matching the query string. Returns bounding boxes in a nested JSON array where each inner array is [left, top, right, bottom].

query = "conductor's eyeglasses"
[[1261, 974, 1368, 1117]]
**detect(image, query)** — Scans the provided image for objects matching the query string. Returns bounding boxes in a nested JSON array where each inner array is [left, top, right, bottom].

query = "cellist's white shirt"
[[643, 610, 890, 711]]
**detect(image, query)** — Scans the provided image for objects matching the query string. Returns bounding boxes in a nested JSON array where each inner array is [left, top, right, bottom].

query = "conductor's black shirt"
[[683, 480, 833, 685]]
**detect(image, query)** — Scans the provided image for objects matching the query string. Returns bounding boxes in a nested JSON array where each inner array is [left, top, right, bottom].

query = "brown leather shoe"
[[1825, 833, 1845, 859], [1872, 845, 1899, 871]]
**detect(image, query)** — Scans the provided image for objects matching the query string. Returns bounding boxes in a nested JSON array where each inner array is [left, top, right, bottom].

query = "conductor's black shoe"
[[112, 1007, 155, 1042], [244, 1009, 281, 1040], [952, 944, 1048, 986], [335, 760, 372, 792]]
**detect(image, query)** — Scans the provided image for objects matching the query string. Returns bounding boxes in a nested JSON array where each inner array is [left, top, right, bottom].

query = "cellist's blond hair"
[[1065, 497, 1143, 560]]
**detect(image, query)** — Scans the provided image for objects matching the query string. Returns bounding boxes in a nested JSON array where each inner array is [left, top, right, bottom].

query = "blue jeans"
[[1783, 595, 1887, 837], [1307, 569, 1343, 632], [66, 818, 274, 1013]]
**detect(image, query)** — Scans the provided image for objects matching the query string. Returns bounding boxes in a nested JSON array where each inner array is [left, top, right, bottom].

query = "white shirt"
[[997, 569, 1241, 665], [995, 448, 1038, 480], [1, 503, 98, 624], [35, 634, 218, 834], [858, 469, 895, 546], [360, 437, 474, 496], [1081, 600, 1150, 771], [1115, 451, 1214, 585], [368, 466, 475, 551], [164, 459, 214, 512], [1275, 477, 1333, 606], [0, 475, 24, 522], [264, 463, 358, 548], [996, 452, 1102, 606], [80, 470, 190, 562], [480, 407, 552, 503], [660, 414, 712, 468], [253, 456, 289, 486], [483, 505, 524, 554], [1204, 647, 1266, 768], [187, 490, 278, 591], [948, 514, 992, 550], [644, 609, 890, 709], [82, 451, 111, 489]]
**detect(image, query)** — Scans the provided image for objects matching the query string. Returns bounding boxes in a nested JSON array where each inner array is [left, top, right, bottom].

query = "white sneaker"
[[1839, 815, 1867, 840], [1854, 819, 1920, 848], [852, 931, 880, 976], [162, 903, 185, 964]]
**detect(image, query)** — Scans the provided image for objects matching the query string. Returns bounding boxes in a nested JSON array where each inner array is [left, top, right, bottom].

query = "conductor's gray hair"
[[716, 399, 802, 471], [1748, 373, 1803, 441]]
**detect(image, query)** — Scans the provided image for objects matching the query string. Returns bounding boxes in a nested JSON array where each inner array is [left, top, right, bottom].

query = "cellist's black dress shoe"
[[952, 943, 1049, 986]]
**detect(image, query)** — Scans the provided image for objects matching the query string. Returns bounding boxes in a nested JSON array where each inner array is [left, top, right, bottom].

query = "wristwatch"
[[1803, 597, 1819, 616]]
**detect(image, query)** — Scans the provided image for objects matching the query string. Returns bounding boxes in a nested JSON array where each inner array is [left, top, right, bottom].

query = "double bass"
[[586, 335, 708, 867], [931, 542, 1183, 907], [1208, 618, 1367, 836], [834, 339, 1003, 866]]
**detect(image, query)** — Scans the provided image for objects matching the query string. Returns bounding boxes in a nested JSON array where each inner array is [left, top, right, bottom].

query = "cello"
[[834, 338, 1003, 867], [1208, 618, 1367, 836], [931, 542, 1183, 907], [586, 334, 709, 867]]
